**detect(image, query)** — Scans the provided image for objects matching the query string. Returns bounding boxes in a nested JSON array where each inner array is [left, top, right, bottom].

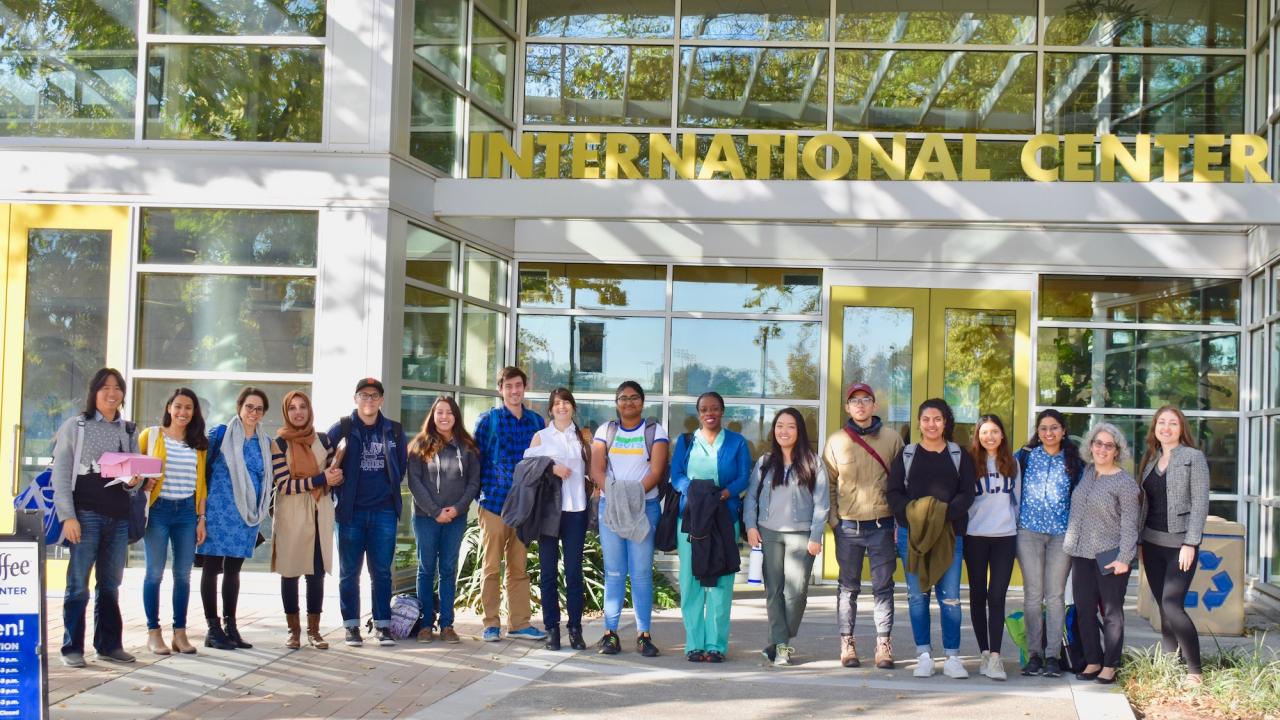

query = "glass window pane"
[[151, 0, 325, 35], [415, 0, 467, 82], [133, 379, 311, 441], [527, 0, 674, 38], [411, 65, 464, 173], [461, 303, 505, 388], [1273, 416, 1280, 495], [1273, 324, 1280, 407], [524, 44, 673, 126], [669, 403, 817, 456], [1257, 47, 1271, 130], [842, 306, 914, 442], [459, 393, 499, 429], [137, 275, 316, 373], [399, 388, 445, 434], [463, 246, 508, 304], [1044, 53, 1244, 135], [836, 0, 1036, 44], [681, 0, 829, 41], [1209, 499, 1237, 521], [406, 225, 457, 289], [140, 208, 318, 267], [471, 11, 515, 116], [1044, 0, 1247, 49], [476, 0, 514, 27], [1037, 328, 1239, 411], [517, 315, 665, 393], [1252, 273, 1268, 322], [679, 47, 828, 130], [1057, 412, 1237, 489], [673, 266, 820, 314], [1039, 276, 1241, 325], [145, 45, 324, 141], [1247, 416, 1262, 495], [670, 318, 820, 399], [834, 50, 1036, 133], [403, 287, 456, 384], [1274, 262, 1280, 314], [943, 308, 1016, 448], [1250, 329, 1265, 412], [518, 263, 666, 310], [528, 397, 662, 435], [0, 0, 137, 138]]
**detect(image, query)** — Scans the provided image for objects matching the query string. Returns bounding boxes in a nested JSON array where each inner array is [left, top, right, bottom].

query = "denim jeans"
[[142, 496, 198, 630], [62, 509, 130, 656], [833, 520, 897, 638], [598, 497, 660, 633], [338, 509, 398, 629], [413, 513, 467, 630], [540, 509, 588, 632], [896, 525, 964, 654]]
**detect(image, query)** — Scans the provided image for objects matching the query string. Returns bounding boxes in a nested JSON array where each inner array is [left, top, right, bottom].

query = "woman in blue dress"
[[197, 387, 274, 650]]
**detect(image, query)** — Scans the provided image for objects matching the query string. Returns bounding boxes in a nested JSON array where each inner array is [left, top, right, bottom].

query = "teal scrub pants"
[[677, 518, 738, 654]]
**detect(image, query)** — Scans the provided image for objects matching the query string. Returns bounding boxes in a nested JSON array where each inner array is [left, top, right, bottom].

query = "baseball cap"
[[355, 378, 385, 395], [845, 383, 875, 402]]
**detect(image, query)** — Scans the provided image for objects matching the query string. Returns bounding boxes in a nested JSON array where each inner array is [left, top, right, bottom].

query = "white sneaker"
[[979, 650, 991, 677], [913, 652, 935, 677], [943, 655, 969, 679], [986, 653, 1007, 681], [774, 644, 793, 666]]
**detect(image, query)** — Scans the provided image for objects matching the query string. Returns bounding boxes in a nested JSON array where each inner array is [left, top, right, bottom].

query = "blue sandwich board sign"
[[0, 512, 47, 719]]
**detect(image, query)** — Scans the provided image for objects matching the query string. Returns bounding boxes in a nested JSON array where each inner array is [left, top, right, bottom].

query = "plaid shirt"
[[474, 405, 545, 515]]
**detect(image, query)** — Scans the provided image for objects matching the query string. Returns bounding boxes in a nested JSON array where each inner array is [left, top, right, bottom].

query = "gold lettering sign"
[[472, 132, 1273, 183]]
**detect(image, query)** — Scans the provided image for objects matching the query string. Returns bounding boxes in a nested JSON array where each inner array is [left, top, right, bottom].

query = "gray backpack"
[[901, 441, 963, 484]]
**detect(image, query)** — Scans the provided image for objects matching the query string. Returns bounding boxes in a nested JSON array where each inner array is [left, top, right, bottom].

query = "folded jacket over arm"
[[682, 479, 740, 587]]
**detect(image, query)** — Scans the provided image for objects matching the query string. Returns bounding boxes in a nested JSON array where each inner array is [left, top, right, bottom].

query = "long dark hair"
[[918, 398, 955, 442], [546, 387, 590, 469], [82, 367, 126, 419], [1026, 408, 1083, 479], [410, 396, 477, 461], [162, 387, 209, 451], [764, 407, 817, 493], [969, 413, 1015, 480]]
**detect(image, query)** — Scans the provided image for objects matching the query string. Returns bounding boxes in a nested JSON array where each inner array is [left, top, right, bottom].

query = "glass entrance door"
[[823, 285, 1031, 579], [1, 205, 130, 585]]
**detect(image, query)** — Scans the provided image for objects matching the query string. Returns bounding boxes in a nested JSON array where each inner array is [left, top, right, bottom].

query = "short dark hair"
[[917, 398, 955, 442], [82, 367, 126, 419], [236, 386, 270, 413], [615, 380, 645, 402], [497, 366, 528, 387]]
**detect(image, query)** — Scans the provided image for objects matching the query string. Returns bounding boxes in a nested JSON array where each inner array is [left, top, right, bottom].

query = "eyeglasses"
[[242, 404, 265, 414], [1038, 425, 1063, 433], [616, 395, 642, 404], [1091, 440, 1117, 451], [356, 392, 383, 402], [847, 397, 874, 406]]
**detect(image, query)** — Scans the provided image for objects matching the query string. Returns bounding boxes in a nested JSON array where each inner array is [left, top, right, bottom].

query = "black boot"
[[545, 627, 561, 651], [224, 617, 253, 649], [204, 617, 236, 650], [567, 627, 586, 651]]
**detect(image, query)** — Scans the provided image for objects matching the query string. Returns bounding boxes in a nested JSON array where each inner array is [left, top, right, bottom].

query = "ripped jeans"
[[896, 526, 964, 655]]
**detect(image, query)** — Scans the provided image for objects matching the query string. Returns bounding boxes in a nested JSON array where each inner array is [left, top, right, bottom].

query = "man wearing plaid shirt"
[[474, 366, 547, 642]]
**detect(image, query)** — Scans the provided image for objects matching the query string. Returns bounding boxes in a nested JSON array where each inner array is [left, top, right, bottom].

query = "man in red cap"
[[823, 382, 904, 669]]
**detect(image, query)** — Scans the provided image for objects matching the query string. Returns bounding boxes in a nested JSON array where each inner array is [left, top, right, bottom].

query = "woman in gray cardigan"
[[1063, 422, 1140, 685], [1137, 405, 1211, 686], [745, 408, 830, 666]]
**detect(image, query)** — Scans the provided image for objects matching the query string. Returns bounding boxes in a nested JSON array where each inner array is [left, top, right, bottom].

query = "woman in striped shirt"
[[138, 388, 209, 656]]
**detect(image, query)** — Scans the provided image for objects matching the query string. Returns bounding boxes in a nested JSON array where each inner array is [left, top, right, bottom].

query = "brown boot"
[[840, 635, 860, 668], [875, 636, 894, 669], [306, 613, 328, 649], [170, 628, 197, 655], [148, 628, 171, 656], [285, 613, 301, 650]]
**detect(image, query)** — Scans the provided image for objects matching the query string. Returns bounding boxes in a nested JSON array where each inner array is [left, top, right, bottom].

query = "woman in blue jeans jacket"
[[671, 391, 752, 663]]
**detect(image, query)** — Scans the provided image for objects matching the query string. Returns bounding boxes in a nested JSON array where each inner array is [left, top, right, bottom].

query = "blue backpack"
[[13, 419, 86, 546]]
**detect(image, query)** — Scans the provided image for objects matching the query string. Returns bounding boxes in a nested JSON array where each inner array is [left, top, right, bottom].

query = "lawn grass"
[[1119, 638, 1280, 720]]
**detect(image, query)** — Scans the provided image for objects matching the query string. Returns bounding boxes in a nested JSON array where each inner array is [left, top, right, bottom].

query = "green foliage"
[[1119, 640, 1280, 720], [451, 519, 679, 615]]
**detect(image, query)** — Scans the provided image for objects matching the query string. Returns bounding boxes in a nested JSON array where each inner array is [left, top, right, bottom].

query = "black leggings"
[[200, 555, 245, 620], [963, 534, 1016, 653], [1142, 542, 1202, 673], [1071, 556, 1129, 668], [281, 534, 326, 615]]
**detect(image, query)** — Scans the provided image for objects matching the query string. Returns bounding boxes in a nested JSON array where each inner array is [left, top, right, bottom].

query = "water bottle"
[[747, 545, 764, 584]]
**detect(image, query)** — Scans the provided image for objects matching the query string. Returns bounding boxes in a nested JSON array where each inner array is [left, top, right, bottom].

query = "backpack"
[[14, 418, 85, 546], [387, 593, 422, 639], [603, 418, 661, 473], [901, 441, 963, 482]]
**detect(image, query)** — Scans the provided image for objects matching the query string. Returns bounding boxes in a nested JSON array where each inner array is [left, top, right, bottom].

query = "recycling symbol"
[[1184, 550, 1234, 611]]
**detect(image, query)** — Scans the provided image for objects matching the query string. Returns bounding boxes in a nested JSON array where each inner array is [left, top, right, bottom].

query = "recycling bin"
[[1137, 516, 1245, 637]]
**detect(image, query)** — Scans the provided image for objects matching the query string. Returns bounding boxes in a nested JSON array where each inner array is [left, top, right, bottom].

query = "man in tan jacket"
[[824, 382, 904, 669]]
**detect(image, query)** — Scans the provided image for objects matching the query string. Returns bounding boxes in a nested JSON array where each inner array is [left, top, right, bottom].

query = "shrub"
[[1120, 638, 1280, 720]]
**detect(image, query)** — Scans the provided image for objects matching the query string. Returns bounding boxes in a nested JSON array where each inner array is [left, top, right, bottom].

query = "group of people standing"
[[51, 366, 1210, 689]]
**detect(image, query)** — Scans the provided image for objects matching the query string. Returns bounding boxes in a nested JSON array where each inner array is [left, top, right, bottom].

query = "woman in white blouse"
[[526, 387, 591, 651]]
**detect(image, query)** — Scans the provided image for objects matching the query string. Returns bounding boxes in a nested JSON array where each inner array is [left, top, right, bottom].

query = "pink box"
[[98, 452, 163, 478]]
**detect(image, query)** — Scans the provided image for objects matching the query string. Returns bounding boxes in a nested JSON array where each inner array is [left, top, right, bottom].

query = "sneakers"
[[913, 652, 935, 678], [761, 645, 776, 662], [508, 626, 548, 641], [482, 626, 501, 642], [840, 635, 860, 668], [96, 648, 136, 664], [942, 655, 969, 679], [376, 628, 396, 646], [344, 627, 364, 647], [875, 637, 894, 669], [1043, 657, 1062, 678], [1021, 653, 1044, 676], [636, 633, 660, 657], [774, 644, 793, 667], [979, 650, 991, 677], [441, 627, 461, 644], [986, 653, 1008, 681], [417, 627, 435, 643], [597, 631, 621, 655], [60, 653, 86, 668]]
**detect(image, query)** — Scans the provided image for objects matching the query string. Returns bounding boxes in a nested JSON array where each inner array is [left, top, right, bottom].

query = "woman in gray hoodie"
[[407, 396, 480, 644]]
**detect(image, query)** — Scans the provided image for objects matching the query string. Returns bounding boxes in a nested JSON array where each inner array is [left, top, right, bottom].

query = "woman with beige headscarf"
[[270, 390, 342, 649]]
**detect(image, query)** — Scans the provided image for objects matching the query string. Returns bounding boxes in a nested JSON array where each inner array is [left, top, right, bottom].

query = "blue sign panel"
[[0, 543, 42, 719]]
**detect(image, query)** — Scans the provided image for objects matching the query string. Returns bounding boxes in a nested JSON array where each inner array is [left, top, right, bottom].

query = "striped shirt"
[[161, 435, 198, 500]]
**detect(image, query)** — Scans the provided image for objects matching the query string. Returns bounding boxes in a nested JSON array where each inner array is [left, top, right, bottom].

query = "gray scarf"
[[225, 416, 274, 527]]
